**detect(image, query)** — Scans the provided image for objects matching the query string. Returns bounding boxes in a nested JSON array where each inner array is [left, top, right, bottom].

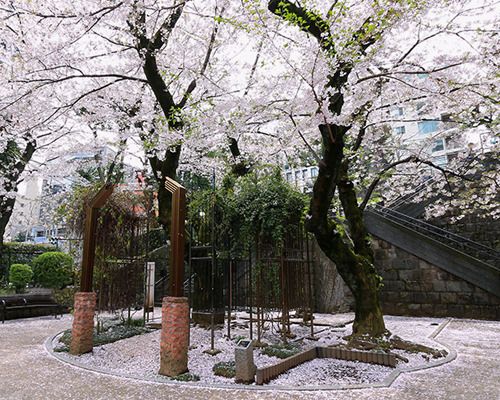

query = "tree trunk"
[[0, 140, 36, 275], [0, 196, 14, 276], [0, 197, 15, 247], [307, 124, 386, 337], [267, 0, 387, 337], [149, 146, 181, 232]]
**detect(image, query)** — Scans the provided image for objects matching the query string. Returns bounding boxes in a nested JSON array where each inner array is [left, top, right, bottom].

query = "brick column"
[[70, 292, 96, 355], [159, 296, 189, 377]]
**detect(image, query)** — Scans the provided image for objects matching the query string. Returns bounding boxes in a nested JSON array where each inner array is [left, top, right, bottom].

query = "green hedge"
[[32, 252, 74, 289], [1, 243, 57, 281]]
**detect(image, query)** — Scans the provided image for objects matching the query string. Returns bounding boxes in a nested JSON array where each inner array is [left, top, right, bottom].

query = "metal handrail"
[[387, 177, 437, 209], [370, 205, 500, 264]]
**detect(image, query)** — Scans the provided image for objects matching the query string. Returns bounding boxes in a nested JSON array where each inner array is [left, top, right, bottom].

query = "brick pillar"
[[70, 292, 96, 355], [159, 296, 189, 377]]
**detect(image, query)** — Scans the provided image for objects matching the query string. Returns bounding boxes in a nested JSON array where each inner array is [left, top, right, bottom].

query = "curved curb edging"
[[44, 318, 457, 392]]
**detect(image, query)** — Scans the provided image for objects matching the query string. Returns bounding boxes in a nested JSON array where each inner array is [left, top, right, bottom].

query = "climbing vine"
[[188, 169, 308, 257]]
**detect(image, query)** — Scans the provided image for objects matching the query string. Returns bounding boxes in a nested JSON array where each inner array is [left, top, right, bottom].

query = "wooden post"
[[80, 184, 114, 292], [159, 178, 189, 376], [164, 177, 186, 297], [72, 184, 113, 355]]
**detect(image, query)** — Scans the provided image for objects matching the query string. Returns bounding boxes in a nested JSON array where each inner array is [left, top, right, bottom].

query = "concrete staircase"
[[364, 205, 500, 298]]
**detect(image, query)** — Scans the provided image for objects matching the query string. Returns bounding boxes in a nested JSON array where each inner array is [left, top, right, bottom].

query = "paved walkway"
[[0, 316, 499, 400]]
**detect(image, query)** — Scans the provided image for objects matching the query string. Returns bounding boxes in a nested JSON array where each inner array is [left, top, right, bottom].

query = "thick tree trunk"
[[307, 124, 386, 337], [314, 226, 386, 336]]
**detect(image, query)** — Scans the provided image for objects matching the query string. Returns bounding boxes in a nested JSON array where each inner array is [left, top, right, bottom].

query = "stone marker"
[[235, 339, 256, 384]]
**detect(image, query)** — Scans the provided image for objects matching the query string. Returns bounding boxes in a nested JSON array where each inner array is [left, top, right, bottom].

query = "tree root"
[[341, 333, 448, 361]]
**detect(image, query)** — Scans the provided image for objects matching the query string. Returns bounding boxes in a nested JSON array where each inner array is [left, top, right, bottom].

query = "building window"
[[311, 167, 318, 177], [431, 139, 444, 152], [286, 172, 292, 182], [418, 120, 439, 134], [432, 155, 447, 166], [416, 102, 425, 112], [394, 126, 406, 135], [391, 107, 404, 117]]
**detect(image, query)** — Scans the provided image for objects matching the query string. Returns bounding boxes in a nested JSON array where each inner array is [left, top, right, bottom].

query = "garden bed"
[[56, 313, 450, 387]]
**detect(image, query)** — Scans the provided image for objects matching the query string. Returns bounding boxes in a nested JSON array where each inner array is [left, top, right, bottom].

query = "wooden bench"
[[0, 294, 64, 323]]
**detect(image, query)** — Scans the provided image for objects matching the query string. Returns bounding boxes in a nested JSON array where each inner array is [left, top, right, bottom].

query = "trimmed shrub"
[[9, 264, 33, 293], [213, 361, 236, 378], [32, 252, 74, 289]]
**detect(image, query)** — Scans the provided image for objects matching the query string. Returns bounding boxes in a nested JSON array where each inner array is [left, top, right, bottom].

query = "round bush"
[[9, 264, 33, 293], [32, 252, 74, 289]]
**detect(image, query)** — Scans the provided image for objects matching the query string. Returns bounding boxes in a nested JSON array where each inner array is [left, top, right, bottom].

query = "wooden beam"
[[80, 184, 114, 292]]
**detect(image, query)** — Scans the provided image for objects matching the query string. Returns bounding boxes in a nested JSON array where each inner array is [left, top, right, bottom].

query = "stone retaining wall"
[[373, 239, 500, 320]]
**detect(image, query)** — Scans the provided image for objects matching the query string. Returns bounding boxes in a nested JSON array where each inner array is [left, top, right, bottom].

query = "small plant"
[[213, 361, 236, 378], [32, 252, 74, 289], [56, 319, 151, 352], [172, 372, 200, 382], [8, 263, 33, 293], [232, 335, 245, 343], [261, 342, 301, 359]]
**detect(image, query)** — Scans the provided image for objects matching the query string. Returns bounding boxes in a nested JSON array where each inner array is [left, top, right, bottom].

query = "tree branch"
[[268, 0, 332, 51]]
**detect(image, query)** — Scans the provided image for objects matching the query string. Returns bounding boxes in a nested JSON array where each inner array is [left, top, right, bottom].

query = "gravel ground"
[[58, 313, 448, 386], [1, 314, 499, 400]]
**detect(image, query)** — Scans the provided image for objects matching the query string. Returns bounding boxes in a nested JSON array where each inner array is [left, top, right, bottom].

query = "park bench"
[[0, 294, 64, 323]]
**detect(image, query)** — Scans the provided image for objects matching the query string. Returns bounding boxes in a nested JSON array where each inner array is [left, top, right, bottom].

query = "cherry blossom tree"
[[1, 0, 496, 334], [260, 0, 498, 336], [1, 1, 238, 234], [0, 14, 74, 248]]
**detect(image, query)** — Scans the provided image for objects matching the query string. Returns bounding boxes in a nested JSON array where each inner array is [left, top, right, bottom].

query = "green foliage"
[[213, 361, 236, 378], [0, 243, 57, 280], [253, 262, 281, 307], [261, 342, 301, 359], [231, 170, 308, 244], [172, 373, 200, 382], [32, 252, 74, 289], [188, 169, 308, 257], [8, 263, 33, 293]]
